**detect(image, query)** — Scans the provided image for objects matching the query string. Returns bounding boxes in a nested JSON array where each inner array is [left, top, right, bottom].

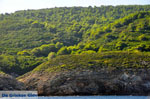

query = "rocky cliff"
[[2, 52, 150, 96], [18, 69, 150, 96], [0, 73, 25, 90]]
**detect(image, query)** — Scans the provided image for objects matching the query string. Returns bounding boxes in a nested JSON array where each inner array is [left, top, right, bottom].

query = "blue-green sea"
[[37, 96, 149, 99]]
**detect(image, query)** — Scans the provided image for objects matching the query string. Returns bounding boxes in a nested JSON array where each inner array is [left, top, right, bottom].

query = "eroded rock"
[[0, 74, 25, 90], [19, 69, 150, 96]]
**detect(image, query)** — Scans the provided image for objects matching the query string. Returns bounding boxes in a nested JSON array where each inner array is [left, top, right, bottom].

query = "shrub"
[[48, 52, 56, 60]]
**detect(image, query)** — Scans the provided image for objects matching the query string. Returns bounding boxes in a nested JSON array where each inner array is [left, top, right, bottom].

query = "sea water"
[[37, 96, 149, 99], [0, 96, 149, 99]]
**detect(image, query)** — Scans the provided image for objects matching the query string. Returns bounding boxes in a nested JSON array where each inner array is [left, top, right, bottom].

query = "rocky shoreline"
[[0, 69, 150, 96], [16, 69, 150, 96], [0, 74, 25, 90]]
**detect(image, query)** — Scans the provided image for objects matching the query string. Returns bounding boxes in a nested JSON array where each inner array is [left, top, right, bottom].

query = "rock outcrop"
[[0, 74, 25, 90], [19, 69, 150, 96]]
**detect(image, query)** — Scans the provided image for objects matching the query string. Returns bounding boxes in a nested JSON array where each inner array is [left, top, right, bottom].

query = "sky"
[[0, 0, 150, 14]]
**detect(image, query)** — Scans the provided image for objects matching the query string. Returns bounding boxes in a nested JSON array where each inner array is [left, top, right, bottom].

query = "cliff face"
[[0, 74, 25, 90], [19, 69, 150, 96]]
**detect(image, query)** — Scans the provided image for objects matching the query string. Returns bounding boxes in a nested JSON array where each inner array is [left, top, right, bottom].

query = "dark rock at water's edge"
[[19, 69, 150, 96], [0, 74, 25, 90]]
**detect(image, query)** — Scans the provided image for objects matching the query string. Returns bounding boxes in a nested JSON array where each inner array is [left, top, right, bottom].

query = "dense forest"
[[0, 5, 150, 76]]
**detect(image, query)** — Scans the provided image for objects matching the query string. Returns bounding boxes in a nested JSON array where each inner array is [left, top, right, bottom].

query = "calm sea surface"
[[38, 96, 149, 99]]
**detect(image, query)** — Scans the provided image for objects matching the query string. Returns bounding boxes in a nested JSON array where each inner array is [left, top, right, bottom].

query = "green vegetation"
[[0, 71, 5, 74], [0, 5, 150, 75], [33, 51, 150, 73], [0, 54, 45, 75], [0, 5, 150, 54]]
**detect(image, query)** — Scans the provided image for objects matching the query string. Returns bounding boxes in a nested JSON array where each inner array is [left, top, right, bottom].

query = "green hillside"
[[33, 51, 150, 73], [0, 5, 150, 76], [0, 5, 150, 54], [89, 11, 150, 52], [22, 11, 150, 57]]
